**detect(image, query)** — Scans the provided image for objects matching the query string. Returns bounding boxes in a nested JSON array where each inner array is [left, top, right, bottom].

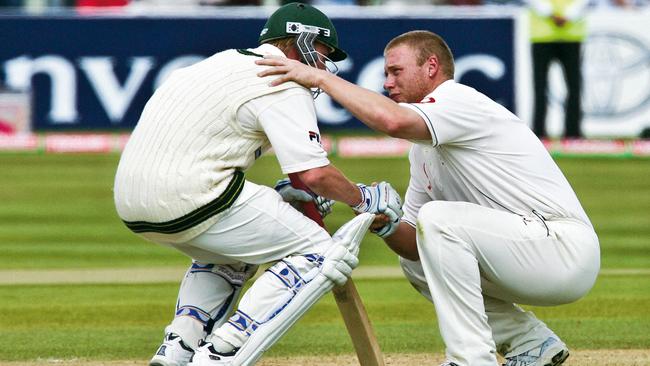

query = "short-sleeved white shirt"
[[400, 80, 591, 228], [113, 44, 329, 243], [237, 87, 329, 174]]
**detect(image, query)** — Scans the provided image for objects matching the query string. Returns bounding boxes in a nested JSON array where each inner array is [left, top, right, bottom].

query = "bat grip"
[[288, 173, 325, 228]]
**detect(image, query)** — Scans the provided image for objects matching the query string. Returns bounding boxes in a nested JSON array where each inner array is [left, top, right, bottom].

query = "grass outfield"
[[0, 153, 649, 361]]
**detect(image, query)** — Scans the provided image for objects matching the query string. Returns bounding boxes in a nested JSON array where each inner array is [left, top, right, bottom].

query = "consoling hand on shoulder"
[[256, 55, 325, 89]]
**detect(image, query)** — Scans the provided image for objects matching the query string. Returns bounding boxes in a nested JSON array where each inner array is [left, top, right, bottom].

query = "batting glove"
[[320, 244, 359, 286], [314, 195, 334, 217], [352, 182, 403, 238], [371, 218, 401, 239], [274, 178, 335, 218]]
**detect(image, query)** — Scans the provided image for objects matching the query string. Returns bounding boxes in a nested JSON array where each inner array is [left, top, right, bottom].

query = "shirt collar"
[[420, 79, 455, 102], [250, 43, 287, 57]]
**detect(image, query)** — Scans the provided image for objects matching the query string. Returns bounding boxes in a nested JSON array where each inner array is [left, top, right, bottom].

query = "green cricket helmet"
[[259, 2, 347, 62]]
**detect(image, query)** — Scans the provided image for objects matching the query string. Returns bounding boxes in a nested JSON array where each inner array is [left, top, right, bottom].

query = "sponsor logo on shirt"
[[309, 131, 321, 144]]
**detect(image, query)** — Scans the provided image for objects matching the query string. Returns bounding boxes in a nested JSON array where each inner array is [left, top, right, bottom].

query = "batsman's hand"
[[352, 182, 403, 237], [372, 216, 401, 238], [370, 213, 401, 239], [274, 178, 335, 218], [256, 55, 324, 89]]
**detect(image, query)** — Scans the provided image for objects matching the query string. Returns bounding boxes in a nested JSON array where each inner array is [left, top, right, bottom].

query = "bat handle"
[[288, 173, 325, 228]]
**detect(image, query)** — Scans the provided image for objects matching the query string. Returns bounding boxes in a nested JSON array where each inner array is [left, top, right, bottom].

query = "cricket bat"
[[288, 173, 385, 366]]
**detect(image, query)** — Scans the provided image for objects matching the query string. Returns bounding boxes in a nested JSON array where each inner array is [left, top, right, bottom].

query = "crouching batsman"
[[113, 3, 402, 366]]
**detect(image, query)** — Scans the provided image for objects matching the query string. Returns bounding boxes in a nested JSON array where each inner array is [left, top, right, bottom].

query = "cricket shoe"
[[149, 333, 194, 366], [187, 340, 238, 366], [439, 362, 459, 366], [503, 337, 569, 366]]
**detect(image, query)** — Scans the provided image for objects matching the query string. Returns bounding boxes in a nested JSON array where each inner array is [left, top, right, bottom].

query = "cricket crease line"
[[0, 266, 647, 285]]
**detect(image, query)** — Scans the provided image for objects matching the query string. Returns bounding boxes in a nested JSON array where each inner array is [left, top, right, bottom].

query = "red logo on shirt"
[[424, 97, 436, 103]]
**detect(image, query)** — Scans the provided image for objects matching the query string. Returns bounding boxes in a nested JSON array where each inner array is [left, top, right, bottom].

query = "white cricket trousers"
[[162, 180, 334, 349], [410, 201, 599, 366], [171, 180, 332, 264]]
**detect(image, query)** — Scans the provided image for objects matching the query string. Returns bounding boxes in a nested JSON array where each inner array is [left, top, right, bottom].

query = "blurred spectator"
[[265, 0, 356, 4], [589, 0, 628, 7], [311, 0, 357, 4], [77, 0, 128, 5], [481, 0, 524, 4], [200, 0, 260, 4], [448, 0, 482, 5], [8, 0, 75, 8], [359, 0, 447, 5], [528, 0, 588, 139], [131, 0, 260, 5]]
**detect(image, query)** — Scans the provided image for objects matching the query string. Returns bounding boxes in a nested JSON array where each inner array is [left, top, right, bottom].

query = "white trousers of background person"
[[163, 180, 335, 349], [405, 200, 599, 366]]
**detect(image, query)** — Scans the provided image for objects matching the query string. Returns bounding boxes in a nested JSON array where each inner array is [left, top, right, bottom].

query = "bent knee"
[[416, 201, 470, 234], [417, 201, 473, 222]]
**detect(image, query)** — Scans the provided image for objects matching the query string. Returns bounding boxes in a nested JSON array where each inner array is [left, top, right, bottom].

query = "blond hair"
[[266, 37, 296, 56], [385, 30, 455, 79]]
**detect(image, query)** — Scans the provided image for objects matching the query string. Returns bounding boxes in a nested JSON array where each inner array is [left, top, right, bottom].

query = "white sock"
[[208, 336, 237, 353]]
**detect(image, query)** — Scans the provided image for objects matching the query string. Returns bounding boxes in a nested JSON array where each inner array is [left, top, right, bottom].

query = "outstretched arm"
[[257, 56, 430, 140], [296, 164, 362, 207], [382, 222, 418, 261]]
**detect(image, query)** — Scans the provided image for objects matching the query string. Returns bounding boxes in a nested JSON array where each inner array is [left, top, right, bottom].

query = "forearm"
[[383, 222, 418, 260], [257, 56, 427, 139], [318, 72, 403, 137], [296, 165, 362, 206]]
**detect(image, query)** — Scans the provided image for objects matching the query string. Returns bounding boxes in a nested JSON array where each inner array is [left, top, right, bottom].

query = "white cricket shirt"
[[400, 80, 591, 228], [114, 44, 328, 243]]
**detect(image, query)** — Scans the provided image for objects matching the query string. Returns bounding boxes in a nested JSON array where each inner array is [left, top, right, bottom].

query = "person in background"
[[528, 0, 588, 138]]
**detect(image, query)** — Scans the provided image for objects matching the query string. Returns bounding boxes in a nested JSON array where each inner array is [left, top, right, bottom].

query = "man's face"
[[383, 44, 431, 103], [313, 42, 332, 70], [286, 40, 332, 70]]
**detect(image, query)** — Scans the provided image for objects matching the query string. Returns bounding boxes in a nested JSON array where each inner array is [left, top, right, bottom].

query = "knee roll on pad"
[[205, 262, 259, 287]]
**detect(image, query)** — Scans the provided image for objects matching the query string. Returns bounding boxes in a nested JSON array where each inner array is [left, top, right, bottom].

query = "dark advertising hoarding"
[[0, 12, 515, 132]]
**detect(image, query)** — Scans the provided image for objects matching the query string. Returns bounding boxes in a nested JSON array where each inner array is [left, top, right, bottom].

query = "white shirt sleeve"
[[238, 88, 330, 174], [402, 147, 433, 228], [400, 82, 490, 147]]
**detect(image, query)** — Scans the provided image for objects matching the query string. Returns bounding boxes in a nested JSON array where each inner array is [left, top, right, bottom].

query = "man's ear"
[[285, 45, 301, 61], [427, 55, 439, 78]]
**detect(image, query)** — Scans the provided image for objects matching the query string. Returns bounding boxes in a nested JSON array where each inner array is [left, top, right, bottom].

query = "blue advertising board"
[[0, 11, 515, 131]]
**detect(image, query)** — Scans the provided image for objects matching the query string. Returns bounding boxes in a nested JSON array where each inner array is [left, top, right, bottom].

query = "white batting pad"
[[331, 212, 374, 257], [224, 213, 374, 366], [167, 262, 255, 350]]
